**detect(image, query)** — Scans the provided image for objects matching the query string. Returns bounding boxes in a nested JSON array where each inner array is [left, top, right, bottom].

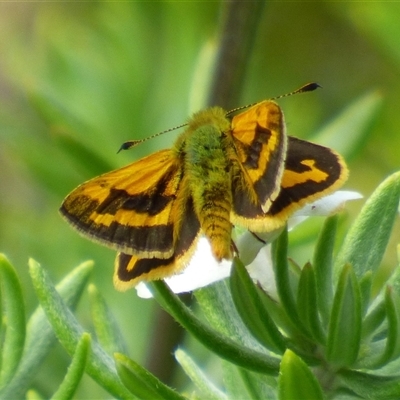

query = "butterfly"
[[60, 83, 348, 291]]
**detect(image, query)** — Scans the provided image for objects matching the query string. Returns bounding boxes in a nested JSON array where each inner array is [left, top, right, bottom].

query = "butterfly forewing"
[[231, 100, 287, 211], [60, 149, 182, 258]]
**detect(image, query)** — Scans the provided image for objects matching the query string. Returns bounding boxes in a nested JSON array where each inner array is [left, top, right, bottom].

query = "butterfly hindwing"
[[230, 136, 348, 232], [60, 149, 182, 258], [114, 195, 201, 290], [267, 136, 348, 218]]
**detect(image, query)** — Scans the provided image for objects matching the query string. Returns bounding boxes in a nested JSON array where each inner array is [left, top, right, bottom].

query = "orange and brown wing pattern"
[[230, 100, 287, 213], [114, 196, 201, 290], [60, 149, 182, 258], [266, 136, 348, 220], [230, 136, 348, 232]]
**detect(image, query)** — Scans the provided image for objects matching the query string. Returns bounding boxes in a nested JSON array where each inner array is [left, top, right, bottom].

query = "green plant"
[[1, 172, 399, 399]]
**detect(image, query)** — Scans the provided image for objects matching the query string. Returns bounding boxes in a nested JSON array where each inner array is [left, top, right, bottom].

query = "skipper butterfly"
[[60, 83, 348, 290]]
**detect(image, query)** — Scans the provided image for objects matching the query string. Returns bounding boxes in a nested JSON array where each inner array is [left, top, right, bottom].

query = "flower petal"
[[135, 237, 232, 298], [246, 244, 278, 299], [288, 190, 362, 229]]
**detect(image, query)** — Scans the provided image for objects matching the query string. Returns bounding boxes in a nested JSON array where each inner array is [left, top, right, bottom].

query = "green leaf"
[[28, 259, 134, 400], [88, 284, 128, 355], [361, 264, 400, 343], [272, 229, 308, 338], [175, 348, 227, 400], [296, 263, 325, 344], [0, 254, 26, 389], [222, 362, 277, 400], [195, 280, 261, 350], [196, 281, 279, 398], [313, 215, 337, 326], [230, 257, 286, 353], [195, 281, 246, 339], [335, 171, 400, 280], [374, 286, 400, 367], [359, 271, 373, 316], [149, 280, 280, 375], [0, 260, 93, 399], [51, 333, 91, 400], [115, 353, 186, 400], [327, 264, 362, 368], [338, 369, 400, 399], [278, 350, 324, 400], [386, 257, 400, 297], [361, 300, 386, 341]]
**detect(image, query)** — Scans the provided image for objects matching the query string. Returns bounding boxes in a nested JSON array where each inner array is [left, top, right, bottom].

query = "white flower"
[[136, 237, 231, 298], [136, 190, 362, 299]]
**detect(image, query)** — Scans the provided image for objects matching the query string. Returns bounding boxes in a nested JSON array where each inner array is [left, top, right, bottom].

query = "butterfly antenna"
[[226, 82, 321, 116], [117, 122, 188, 153]]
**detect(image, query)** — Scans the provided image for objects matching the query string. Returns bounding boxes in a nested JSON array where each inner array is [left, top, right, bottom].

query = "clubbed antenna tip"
[[117, 140, 141, 153], [299, 82, 322, 93]]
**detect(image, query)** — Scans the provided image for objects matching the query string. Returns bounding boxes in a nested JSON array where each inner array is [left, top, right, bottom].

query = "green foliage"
[[1, 172, 400, 399], [278, 350, 324, 400]]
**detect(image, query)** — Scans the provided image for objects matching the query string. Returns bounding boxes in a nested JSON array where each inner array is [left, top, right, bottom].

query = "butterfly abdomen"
[[183, 111, 233, 261], [196, 185, 232, 261]]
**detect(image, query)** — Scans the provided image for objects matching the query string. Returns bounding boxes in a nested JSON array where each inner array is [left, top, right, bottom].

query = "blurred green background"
[[1, 2, 400, 398]]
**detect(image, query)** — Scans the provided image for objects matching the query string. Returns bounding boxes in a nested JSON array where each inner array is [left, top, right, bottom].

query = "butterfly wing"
[[231, 136, 348, 232], [230, 100, 287, 213], [60, 149, 182, 258], [114, 195, 201, 289], [267, 136, 348, 219]]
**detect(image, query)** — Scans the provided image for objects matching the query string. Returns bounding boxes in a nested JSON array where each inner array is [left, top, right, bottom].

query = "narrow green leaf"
[[359, 271, 373, 316], [51, 333, 91, 400], [88, 284, 128, 355], [297, 263, 325, 344], [312, 215, 337, 326], [361, 300, 386, 341], [28, 259, 134, 400], [195, 281, 247, 340], [230, 258, 286, 353], [175, 348, 227, 400], [339, 369, 400, 399], [195, 280, 267, 356], [327, 264, 362, 368], [255, 288, 302, 343], [0, 254, 26, 388], [272, 229, 308, 337], [386, 256, 400, 297], [115, 353, 186, 400], [149, 280, 280, 375], [335, 172, 400, 280], [375, 286, 400, 367], [361, 263, 400, 342], [222, 362, 277, 400], [278, 350, 324, 400], [0, 261, 93, 399], [196, 282, 279, 398], [222, 363, 256, 400]]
